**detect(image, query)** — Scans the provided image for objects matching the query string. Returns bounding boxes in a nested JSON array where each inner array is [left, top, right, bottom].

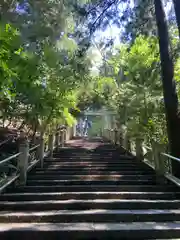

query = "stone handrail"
[[0, 126, 73, 193], [0, 152, 21, 167], [103, 128, 180, 185]]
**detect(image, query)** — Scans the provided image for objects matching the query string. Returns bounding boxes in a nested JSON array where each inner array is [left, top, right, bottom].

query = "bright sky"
[[89, 0, 174, 75], [95, 0, 134, 45], [95, 0, 173, 45], [89, 0, 134, 75]]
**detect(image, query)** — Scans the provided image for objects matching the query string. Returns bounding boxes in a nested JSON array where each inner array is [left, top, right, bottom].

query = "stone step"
[[1, 222, 180, 239], [3, 138, 179, 239], [27, 174, 156, 181], [32, 170, 154, 175], [53, 157, 130, 160], [52, 156, 135, 161], [9, 185, 177, 193], [26, 179, 156, 186], [1, 209, 180, 223], [41, 165, 149, 170], [52, 152, 127, 156], [51, 152, 134, 156], [40, 166, 148, 171], [45, 157, 135, 162], [1, 199, 180, 211], [43, 162, 141, 166], [34, 166, 150, 171], [1, 192, 177, 201], [44, 158, 135, 162], [57, 155, 130, 158]]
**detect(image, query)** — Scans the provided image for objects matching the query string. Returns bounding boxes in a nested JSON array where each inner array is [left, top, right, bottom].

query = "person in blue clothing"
[[83, 117, 92, 136]]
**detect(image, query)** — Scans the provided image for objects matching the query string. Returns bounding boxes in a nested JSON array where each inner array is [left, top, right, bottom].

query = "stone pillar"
[[119, 129, 123, 146], [124, 130, 130, 150], [73, 124, 76, 137], [38, 137, 45, 168], [48, 134, 54, 159], [114, 129, 118, 145], [70, 126, 74, 139], [136, 138, 144, 161], [63, 129, 66, 145], [18, 136, 29, 186], [60, 130, 65, 147], [55, 131, 60, 147], [66, 127, 70, 141], [152, 141, 166, 183]]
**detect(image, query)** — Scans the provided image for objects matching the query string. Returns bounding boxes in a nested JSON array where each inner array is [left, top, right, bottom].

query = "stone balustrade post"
[[65, 127, 68, 141], [59, 130, 62, 146], [68, 127, 71, 140], [61, 130, 65, 147], [114, 129, 118, 145], [38, 137, 45, 168], [124, 130, 131, 152], [121, 126, 126, 147], [71, 126, 74, 139], [108, 129, 111, 141], [115, 129, 119, 145], [123, 130, 128, 149], [128, 137, 131, 152], [100, 127, 103, 137], [48, 134, 54, 159], [152, 141, 160, 173], [110, 129, 113, 142], [152, 141, 166, 183], [18, 136, 29, 186], [60, 130, 63, 147], [135, 137, 144, 161], [55, 131, 60, 148], [119, 130, 123, 146], [73, 124, 76, 137], [104, 129, 106, 139], [112, 129, 114, 143], [66, 127, 71, 141], [110, 129, 112, 141], [64, 129, 67, 144], [126, 135, 131, 152], [113, 130, 115, 143], [106, 129, 108, 139]]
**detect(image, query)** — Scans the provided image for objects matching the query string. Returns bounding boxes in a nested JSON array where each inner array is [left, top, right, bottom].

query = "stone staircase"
[[1, 138, 180, 239]]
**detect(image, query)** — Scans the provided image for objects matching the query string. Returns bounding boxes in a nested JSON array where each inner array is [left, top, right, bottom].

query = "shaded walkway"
[[0, 138, 180, 239]]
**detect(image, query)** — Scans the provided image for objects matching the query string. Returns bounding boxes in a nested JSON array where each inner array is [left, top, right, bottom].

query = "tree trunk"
[[172, 0, 180, 38], [154, 0, 180, 177]]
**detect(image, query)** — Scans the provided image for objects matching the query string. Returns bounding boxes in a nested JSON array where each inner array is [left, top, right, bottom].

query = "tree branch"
[[90, 0, 119, 34]]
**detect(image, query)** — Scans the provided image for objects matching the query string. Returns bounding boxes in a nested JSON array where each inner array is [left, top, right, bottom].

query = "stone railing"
[[103, 128, 180, 185], [0, 126, 73, 193]]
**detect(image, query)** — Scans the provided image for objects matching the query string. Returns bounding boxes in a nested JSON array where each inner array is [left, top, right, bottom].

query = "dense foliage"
[[74, 0, 180, 175], [0, 1, 95, 137], [1, 0, 180, 173]]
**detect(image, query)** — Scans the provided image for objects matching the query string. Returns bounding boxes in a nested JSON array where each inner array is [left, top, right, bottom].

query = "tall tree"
[[154, 0, 180, 176], [172, 0, 180, 38], [124, 0, 157, 41]]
